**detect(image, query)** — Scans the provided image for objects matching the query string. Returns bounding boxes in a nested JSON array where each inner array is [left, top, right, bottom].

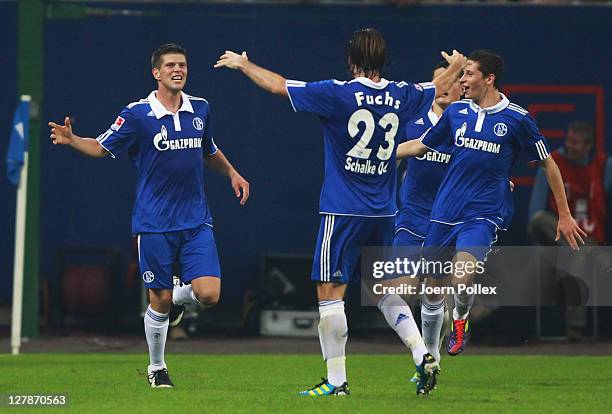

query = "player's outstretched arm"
[[205, 149, 250, 205], [214, 51, 288, 97], [432, 50, 466, 98], [541, 156, 588, 249], [48, 117, 107, 158], [396, 139, 428, 159]]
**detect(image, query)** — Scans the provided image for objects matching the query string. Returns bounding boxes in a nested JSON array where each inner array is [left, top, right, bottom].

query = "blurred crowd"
[[291, 0, 607, 5]]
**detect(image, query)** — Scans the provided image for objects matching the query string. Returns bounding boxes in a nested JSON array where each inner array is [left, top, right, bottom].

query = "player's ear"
[[486, 73, 495, 87], [152, 67, 161, 81]]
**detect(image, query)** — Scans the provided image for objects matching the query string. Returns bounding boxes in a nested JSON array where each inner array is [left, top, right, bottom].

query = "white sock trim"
[[319, 300, 344, 318], [146, 305, 169, 321], [421, 298, 445, 315]]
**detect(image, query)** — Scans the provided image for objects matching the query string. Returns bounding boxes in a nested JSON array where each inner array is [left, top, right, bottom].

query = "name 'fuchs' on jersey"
[[287, 78, 435, 217]]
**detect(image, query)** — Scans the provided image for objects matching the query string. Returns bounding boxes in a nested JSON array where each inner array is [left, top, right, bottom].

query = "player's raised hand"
[[556, 213, 588, 250], [214, 51, 249, 70], [230, 172, 250, 205], [441, 49, 467, 68], [48, 116, 74, 146]]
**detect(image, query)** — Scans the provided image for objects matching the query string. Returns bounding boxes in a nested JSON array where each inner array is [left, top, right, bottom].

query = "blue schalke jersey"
[[396, 110, 452, 237], [421, 94, 550, 229], [96, 91, 218, 234], [286, 77, 435, 216]]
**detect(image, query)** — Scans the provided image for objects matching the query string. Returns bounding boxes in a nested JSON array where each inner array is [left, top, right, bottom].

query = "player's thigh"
[[179, 224, 221, 283], [138, 232, 176, 290], [455, 220, 498, 262], [392, 228, 425, 277], [366, 230, 421, 304], [454, 220, 498, 284], [451, 251, 479, 286], [362, 217, 410, 303], [421, 222, 457, 279]]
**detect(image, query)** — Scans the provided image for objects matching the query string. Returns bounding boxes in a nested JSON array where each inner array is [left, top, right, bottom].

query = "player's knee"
[[149, 290, 173, 313], [316, 282, 345, 302], [423, 292, 444, 304], [193, 287, 220, 308]]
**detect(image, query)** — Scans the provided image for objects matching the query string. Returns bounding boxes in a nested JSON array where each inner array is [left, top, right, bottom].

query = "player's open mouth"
[[172, 76, 183, 81]]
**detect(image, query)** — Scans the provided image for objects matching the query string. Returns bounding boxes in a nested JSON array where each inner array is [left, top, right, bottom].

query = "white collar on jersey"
[[349, 77, 390, 90], [467, 92, 509, 114], [147, 91, 194, 119], [427, 108, 440, 126]]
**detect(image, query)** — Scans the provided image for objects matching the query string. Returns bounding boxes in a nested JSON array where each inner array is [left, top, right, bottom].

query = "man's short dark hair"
[[151, 43, 187, 69], [568, 121, 595, 145], [432, 60, 462, 81], [433, 60, 449, 72], [347, 28, 387, 78], [468, 50, 504, 89]]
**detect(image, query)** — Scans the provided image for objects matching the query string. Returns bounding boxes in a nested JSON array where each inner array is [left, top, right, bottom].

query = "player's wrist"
[[238, 58, 253, 72]]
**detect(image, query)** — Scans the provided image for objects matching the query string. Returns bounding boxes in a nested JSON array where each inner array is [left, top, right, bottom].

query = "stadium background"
[[1, 1, 611, 338]]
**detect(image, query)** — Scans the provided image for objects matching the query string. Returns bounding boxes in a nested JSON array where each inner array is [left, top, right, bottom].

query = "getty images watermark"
[[360, 246, 612, 307], [370, 256, 495, 296]]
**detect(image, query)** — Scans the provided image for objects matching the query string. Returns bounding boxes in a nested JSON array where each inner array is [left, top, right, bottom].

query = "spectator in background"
[[528, 121, 610, 340], [528, 121, 611, 246]]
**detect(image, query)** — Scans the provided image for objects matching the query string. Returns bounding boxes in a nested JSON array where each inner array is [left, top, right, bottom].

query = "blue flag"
[[6, 97, 30, 186]]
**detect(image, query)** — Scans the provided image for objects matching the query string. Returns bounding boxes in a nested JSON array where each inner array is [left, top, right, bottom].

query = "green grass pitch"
[[2, 354, 611, 413]]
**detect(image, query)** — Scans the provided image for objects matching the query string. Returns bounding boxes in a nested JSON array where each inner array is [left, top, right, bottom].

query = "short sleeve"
[[404, 82, 436, 120], [286, 79, 336, 118], [518, 114, 551, 161], [421, 110, 452, 150], [96, 108, 137, 158], [203, 105, 217, 156]]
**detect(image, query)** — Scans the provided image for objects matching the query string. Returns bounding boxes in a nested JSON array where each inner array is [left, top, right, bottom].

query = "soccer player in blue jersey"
[[215, 29, 465, 395], [397, 50, 586, 356], [395, 61, 462, 365], [49, 43, 250, 388]]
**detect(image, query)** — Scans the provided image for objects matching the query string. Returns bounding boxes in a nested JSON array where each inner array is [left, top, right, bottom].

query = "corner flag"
[[6, 97, 30, 186], [8, 95, 31, 355]]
